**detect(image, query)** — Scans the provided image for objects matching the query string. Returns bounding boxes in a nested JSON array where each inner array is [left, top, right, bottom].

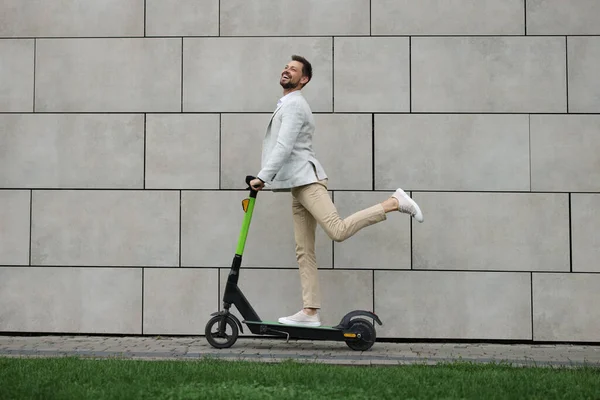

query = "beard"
[[280, 76, 299, 89]]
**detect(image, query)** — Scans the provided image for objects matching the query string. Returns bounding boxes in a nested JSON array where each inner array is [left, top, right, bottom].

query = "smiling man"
[[249, 55, 424, 327]]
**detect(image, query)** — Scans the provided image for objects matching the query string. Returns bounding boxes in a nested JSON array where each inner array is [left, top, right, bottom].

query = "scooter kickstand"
[[269, 329, 290, 343]]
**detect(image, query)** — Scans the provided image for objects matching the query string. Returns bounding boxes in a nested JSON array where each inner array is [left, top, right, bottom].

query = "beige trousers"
[[291, 179, 386, 309]]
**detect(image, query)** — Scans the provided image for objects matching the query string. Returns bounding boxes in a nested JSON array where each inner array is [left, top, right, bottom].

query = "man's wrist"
[[256, 173, 268, 183]]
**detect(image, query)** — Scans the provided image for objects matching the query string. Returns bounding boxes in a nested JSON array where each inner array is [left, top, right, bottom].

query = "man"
[[249, 55, 423, 327]]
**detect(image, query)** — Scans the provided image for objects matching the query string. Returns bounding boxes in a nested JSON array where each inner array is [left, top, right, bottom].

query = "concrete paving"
[[1, 335, 599, 367]]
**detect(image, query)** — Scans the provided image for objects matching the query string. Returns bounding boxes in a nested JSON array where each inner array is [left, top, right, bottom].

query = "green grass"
[[1, 357, 599, 399]]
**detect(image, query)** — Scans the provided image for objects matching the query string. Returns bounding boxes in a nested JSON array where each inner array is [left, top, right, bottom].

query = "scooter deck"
[[246, 320, 339, 330], [244, 320, 348, 341]]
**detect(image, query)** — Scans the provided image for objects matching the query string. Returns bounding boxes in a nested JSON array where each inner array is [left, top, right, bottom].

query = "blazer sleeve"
[[257, 100, 304, 183]]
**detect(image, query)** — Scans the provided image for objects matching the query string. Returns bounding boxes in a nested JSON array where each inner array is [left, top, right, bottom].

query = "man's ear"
[[300, 75, 309, 86]]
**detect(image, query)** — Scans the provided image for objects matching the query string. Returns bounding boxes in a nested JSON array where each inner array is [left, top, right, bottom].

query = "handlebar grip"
[[245, 175, 262, 191]]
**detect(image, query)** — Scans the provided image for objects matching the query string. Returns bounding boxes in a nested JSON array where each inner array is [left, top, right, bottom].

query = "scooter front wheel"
[[205, 315, 239, 349]]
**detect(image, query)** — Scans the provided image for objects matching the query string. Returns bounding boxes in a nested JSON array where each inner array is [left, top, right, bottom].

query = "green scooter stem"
[[235, 196, 255, 255]]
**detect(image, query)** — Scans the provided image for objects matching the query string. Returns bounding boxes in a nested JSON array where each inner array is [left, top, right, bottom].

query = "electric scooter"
[[205, 176, 382, 351]]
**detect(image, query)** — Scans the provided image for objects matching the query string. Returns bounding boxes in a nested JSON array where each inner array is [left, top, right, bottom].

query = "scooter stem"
[[236, 176, 259, 256]]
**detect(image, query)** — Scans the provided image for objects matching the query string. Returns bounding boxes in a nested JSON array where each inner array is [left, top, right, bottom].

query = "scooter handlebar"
[[245, 175, 261, 192]]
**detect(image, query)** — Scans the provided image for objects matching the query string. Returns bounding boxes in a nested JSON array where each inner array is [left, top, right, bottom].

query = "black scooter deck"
[[246, 320, 338, 330], [244, 320, 347, 341]]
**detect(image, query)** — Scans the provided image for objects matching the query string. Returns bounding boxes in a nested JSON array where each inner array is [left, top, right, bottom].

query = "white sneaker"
[[278, 310, 321, 327], [392, 188, 424, 223]]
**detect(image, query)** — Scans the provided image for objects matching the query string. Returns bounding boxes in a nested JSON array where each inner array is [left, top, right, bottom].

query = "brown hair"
[[291, 55, 312, 85]]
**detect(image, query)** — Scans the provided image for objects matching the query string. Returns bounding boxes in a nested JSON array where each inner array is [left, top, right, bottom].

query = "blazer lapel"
[[268, 102, 284, 124], [264, 103, 284, 138], [266, 91, 300, 132], [268, 91, 301, 124]]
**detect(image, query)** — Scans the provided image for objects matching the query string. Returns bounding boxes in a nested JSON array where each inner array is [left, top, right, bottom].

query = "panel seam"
[[530, 272, 534, 341], [179, 190, 182, 267], [181, 37, 184, 113], [369, 0, 372, 36], [331, 191, 335, 269], [565, 36, 569, 113], [29, 190, 33, 265], [528, 114, 532, 192], [141, 267, 145, 335], [32, 39, 36, 112], [409, 36, 412, 112], [143, 114, 147, 189], [332, 38, 335, 112], [372, 114, 375, 190], [569, 193, 573, 272], [523, 0, 527, 35]]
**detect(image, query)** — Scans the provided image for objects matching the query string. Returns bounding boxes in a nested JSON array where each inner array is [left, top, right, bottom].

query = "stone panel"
[[220, 114, 266, 190], [220, 0, 369, 36], [0, 191, 30, 265], [0, 267, 142, 334], [375, 114, 530, 191], [143, 268, 218, 335], [221, 114, 372, 191], [146, 0, 218, 36], [333, 192, 410, 269], [571, 195, 600, 273], [375, 271, 532, 339], [183, 38, 332, 112], [334, 37, 409, 112], [311, 114, 372, 190], [31, 191, 179, 266], [145, 114, 219, 189], [568, 37, 600, 113], [0, 0, 143, 37], [372, 0, 524, 35], [181, 191, 332, 268], [36, 38, 181, 112], [0, 40, 34, 112], [527, 0, 600, 35], [219, 268, 372, 328], [412, 37, 566, 112], [530, 115, 600, 192], [533, 273, 600, 342], [0, 114, 144, 188], [412, 192, 570, 271]]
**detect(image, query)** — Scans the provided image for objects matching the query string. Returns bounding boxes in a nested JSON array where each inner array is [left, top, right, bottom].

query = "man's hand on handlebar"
[[249, 178, 265, 191]]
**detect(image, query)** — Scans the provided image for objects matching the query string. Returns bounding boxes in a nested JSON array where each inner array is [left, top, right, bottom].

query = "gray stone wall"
[[0, 0, 598, 342]]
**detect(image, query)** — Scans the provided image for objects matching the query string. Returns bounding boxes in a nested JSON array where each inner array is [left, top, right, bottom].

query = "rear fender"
[[333, 310, 383, 329]]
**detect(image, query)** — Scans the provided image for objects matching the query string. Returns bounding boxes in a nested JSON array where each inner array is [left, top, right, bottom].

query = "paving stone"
[[1, 335, 599, 366]]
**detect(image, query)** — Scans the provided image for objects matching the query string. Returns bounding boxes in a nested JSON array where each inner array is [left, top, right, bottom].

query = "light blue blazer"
[[257, 91, 327, 191]]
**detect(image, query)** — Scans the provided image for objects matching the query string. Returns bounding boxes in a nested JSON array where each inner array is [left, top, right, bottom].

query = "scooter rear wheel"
[[345, 318, 376, 351], [205, 315, 239, 349]]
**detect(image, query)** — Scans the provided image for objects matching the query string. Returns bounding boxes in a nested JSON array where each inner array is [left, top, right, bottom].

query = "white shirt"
[[276, 90, 301, 108]]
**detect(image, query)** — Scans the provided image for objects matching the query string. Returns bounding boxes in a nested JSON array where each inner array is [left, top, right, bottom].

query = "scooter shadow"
[[235, 336, 364, 352]]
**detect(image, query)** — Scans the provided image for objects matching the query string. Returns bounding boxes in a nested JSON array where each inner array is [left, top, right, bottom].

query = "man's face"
[[280, 61, 307, 89]]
